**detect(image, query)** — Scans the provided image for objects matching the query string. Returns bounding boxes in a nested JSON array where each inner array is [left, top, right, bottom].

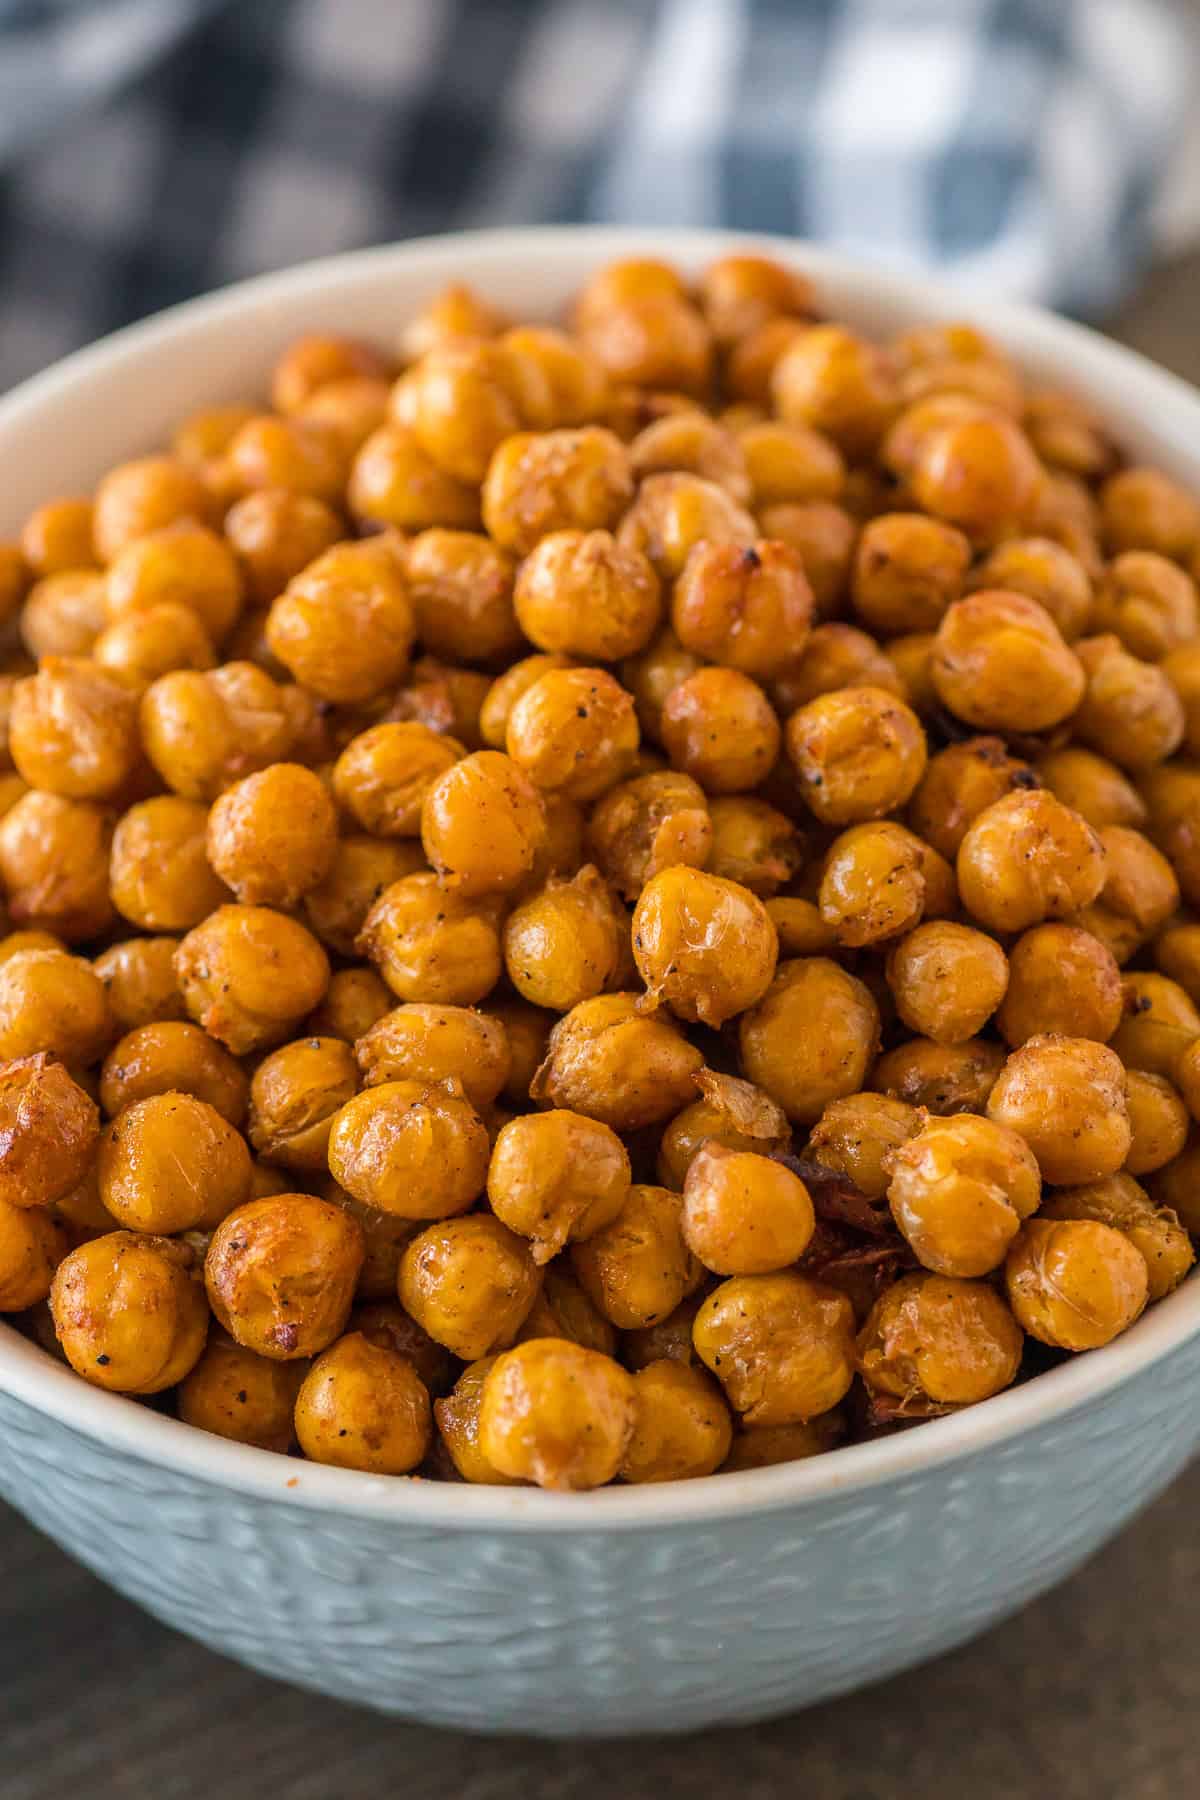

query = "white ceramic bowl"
[[2, 228, 1200, 1738]]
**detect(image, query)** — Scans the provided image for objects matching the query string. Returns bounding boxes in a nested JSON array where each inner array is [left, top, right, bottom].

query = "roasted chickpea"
[[739, 957, 880, 1125], [294, 377, 391, 459], [93, 938, 184, 1033], [1071, 633, 1184, 771], [586, 770, 711, 903], [570, 1183, 698, 1330], [1090, 551, 1197, 662], [698, 797, 797, 898], [619, 1360, 732, 1484], [772, 325, 898, 458], [224, 489, 343, 606], [721, 1413, 844, 1471], [302, 837, 425, 959], [420, 749, 546, 896], [911, 415, 1041, 539], [357, 870, 502, 1006], [0, 792, 114, 943], [671, 539, 813, 680], [657, 1069, 790, 1191], [931, 592, 1083, 733], [1035, 746, 1145, 831], [92, 456, 212, 563], [98, 1092, 251, 1234], [107, 796, 223, 932], [175, 905, 329, 1055], [511, 531, 659, 665], [328, 1077, 488, 1221], [808, 1092, 919, 1201], [266, 540, 414, 704], [329, 721, 456, 838], [693, 1271, 856, 1426], [206, 1193, 362, 1359], [622, 1293, 706, 1372], [0, 948, 111, 1068], [967, 536, 1093, 640], [818, 822, 931, 949], [629, 411, 750, 503], [887, 1112, 1040, 1278], [400, 280, 508, 360], [9, 657, 140, 801], [291, 1331, 431, 1474], [725, 316, 810, 406], [697, 252, 810, 345], [632, 866, 777, 1027], [530, 992, 702, 1131], [1070, 825, 1179, 964], [1005, 1217, 1147, 1350], [682, 1142, 814, 1276], [51, 1231, 208, 1391], [247, 1036, 358, 1172], [177, 1329, 306, 1451], [756, 501, 857, 619], [473, 1338, 634, 1490], [576, 286, 713, 394], [0, 1199, 68, 1311], [352, 1002, 509, 1113], [738, 420, 845, 508], [1148, 1130, 1200, 1234], [956, 790, 1105, 934], [403, 528, 522, 665], [269, 333, 390, 415], [506, 666, 638, 803], [104, 521, 242, 646], [1100, 466, 1200, 560], [140, 661, 295, 800], [1023, 387, 1116, 479], [487, 1110, 630, 1264], [348, 422, 480, 532], [617, 473, 756, 588], [389, 655, 491, 749], [503, 866, 626, 1012], [660, 667, 780, 795], [850, 513, 970, 636], [885, 920, 1008, 1044], [206, 763, 337, 908], [617, 629, 702, 747], [1110, 971, 1200, 1078], [772, 623, 903, 715], [498, 325, 609, 428], [402, 340, 529, 482], [224, 414, 346, 505], [987, 1035, 1131, 1183], [1040, 1174, 1192, 1303], [99, 1020, 247, 1125], [20, 570, 106, 660], [93, 602, 217, 690], [399, 1214, 539, 1359], [19, 498, 96, 577], [0, 1054, 97, 1211], [1156, 921, 1200, 1005], [996, 923, 1122, 1048], [481, 426, 633, 558], [857, 1273, 1023, 1407], [433, 1355, 521, 1484], [786, 686, 926, 825]]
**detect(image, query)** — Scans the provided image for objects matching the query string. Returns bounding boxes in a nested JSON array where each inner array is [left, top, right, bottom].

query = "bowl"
[[3, 227, 1200, 1738]]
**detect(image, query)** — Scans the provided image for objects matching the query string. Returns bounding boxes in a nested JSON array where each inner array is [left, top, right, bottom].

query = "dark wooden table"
[[5, 258, 1200, 1799]]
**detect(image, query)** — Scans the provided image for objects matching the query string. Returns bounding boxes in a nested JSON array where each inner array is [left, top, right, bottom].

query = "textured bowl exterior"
[[3, 1335, 1199, 1735]]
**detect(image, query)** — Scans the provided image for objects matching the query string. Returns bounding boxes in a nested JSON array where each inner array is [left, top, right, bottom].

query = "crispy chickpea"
[[772, 624, 902, 717], [389, 655, 490, 748], [348, 422, 480, 531], [738, 420, 845, 508], [0, 949, 112, 1067], [479, 653, 576, 751], [622, 1293, 705, 1372], [967, 536, 1093, 641], [987, 1035, 1130, 1183], [1072, 633, 1184, 771], [498, 326, 609, 427], [0, 1054, 98, 1210], [224, 414, 346, 505], [399, 1214, 539, 1359], [92, 456, 212, 563], [887, 1113, 1040, 1278], [0, 930, 63, 965], [808, 1092, 919, 1201], [1110, 971, 1200, 1078], [206, 762, 337, 908], [725, 315, 810, 405], [51, 1231, 208, 1391], [660, 667, 780, 795], [857, 1272, 1023, 1407], [586, 770, 711, 902], [404, 341, 530, 482], [657, 1069, 790, 1191], [931, 592, 1083, 733], [872, 1036, 1005, 1116], [629, 412, 751, 502], [682, 1142, 814, 1276], [908, 738, 1036, 865], [0, 1199, 68, 1311], [320, 1189, 418, 1302], [93, 602, 217, 689], [105, 522, 242, 646], [506, 666, 638, 803], [1070, 825, 1179, 964], [818, 822, 930, 949], [140, 661, 295, 800], [618, 627, 703, 744], [1157, 921, 1200, 1005], [267, 540, 415, 705], [513, 530, 659, 664], [354, 1001, 510, 1111], [957, 790, 1105, 934], [434, 1355, 521, 1484], [98, 1092, 251, 1234], [1100, 466, 1200, 560], [617, 472, 756, 587], [330, 721, 458, 838], [1163, 640, 1200, 757], [531, 992, 703, 1131], [772, 325, 898, 458], [177, 1329, 306, 1451], [403, 528, 522, 666], [912, 415, 1041, 539], [206, 1193, 363, 1359], [20, 571, 106, 659], [886, 632, 938, 717], [293, 1331, 431, 1474], [576, 287, 713, 393], [487, 1110, 630, 1264], [698, 252, 811, 344], [420, 749, 546, 896], [20, 498, 96, 577], [175, 905, 329, 1055], [1139, 765, 1200, 907], [739, 957, 880, 1125], [756, 501, 857, 619], [481, 426, 633, 558], [400, 280, 508, 360], [673, 540, 814, 681], [345, 1297, 456, 1394], [1091, 551, 1197, 662], [701, 797, 798, 898], [357, 869, 501, 1007], [477, 999, 548, 1107], [632, 866, 777, 1026], [1149, 1130, 1200, 1233], [247, 1036, 358, 1172], [270, 333, 390, 414], [786, 686, 926, 825], [224, 489, 343, 606], [693, 1271, 856, 1426], [1035, 746, 1145, 831], [885, 920, 1008, 1045], [850, 513, 970, 637], [619, 1360, 732, 1484], [1040, 1174, 1193, 1302], [1023, 387, 1116, 479], [99, 1020, 247, 1124], [0, 792, 114, 942], [108, 796, 226, 932], [9, 657, 140, 801], [721, 1413, 844, 1470], [294, 376, 391, 458], [1005, 1217, 1147, 1350], [94, 937, 184, 1031], [302, 838, 426, 959], [996, 923, 1122, 1050], [504, 866, 626, 1012], [328, 1078, 488, 1221], [570, 1183, 698, 1330], [475, 1338, 633, 1490]]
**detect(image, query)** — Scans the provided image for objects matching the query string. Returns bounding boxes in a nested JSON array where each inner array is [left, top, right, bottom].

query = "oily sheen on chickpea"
[[0, 251, 1197, 1492]]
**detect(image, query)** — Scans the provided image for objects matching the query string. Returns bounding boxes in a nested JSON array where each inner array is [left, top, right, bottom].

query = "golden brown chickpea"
[[850, 513, 971, 637], [887, 632, 940, 717], [177, 1328, 306, 1451], [1005, 1217, 1147, 1350], [1072, 633, 1184, 770], [503, 866, 627, 1013], [513, 532, 659, 665], [224, 489, 343, 606], [1069, 825, 1179, 965], [671, 539, 814, 681], [175, 904, 330, 1055], [619, 1359, 732, 1484], [104, 521, 242, 646], [930, 592, 1083, 733], [617, 473, 756, 588], [725, 315, 810, 406], [108, 796, 226, 932], [206, 762, 337, 908], [530, 991, 703, 1131], [721, 1413, 844, 1471], [301, 839, 425, 960], [20, 570, 106, 659], [247, 1036, 358, 1172], [51, 1231, 208, 1391], [1034, 746, 1145, 831], [319, 1188, 418, 1302], [400, 280, 508, 361], [987, 1034, 1131, 1183], [139, 660, 295, 800], [328, 1077, 488, 1221], [94, 937, 185, 1031], [498, 326, 610, 428], [771, 623, 903, 715], [956, 790, 1105, 934], [682, 1142, 814, 1277], [270, 333, 390, 414], [1139, 765, 1200, 907], [506, 666, 638, 803], [701, 796, 798, 898], [99, 1020, 248, 1124], [403, 528, 522, 666], [206, 1192, 363, 1359], [786, 686, 926, 825], [967, 536, 1093, 641], [808, 1092, 919, 1201], [344, 1297, 455, 1394], [738, 420, 846, 508], [331, 721, 460, 838], [911, 415, 1042, 539], [772, 325, 899, 458], [9, 657, 140, 801], [0, 929, 63, 965], [0, 1054, 98, 1210], [1091, 551, 1197, 661], [586, 770, 711, 903], [0, 547, 26, 635], [660, 667, 781, 796], [404, 340, 532, 482], [481, 426, 634, 558], [622, 1293, 705, 1372], [857, 1272, 1023, 1408], [1148, 1130, 1200, 1234], [266, 540, 414, 705], [92, 456, 212, 563], [887, 1112, 1040, 1278], [98, 1092, 251, 1234], [1110, 971, 1200, 1078], [1163, 640, 1200, 757], [618, 627, 703, 743], [478, 653, 575, 752], [93, 602, 217, 689], [996, 923, 1123, 1048], [570, 1183, 698, 1330], [739, 957, 880, 1125], [0, 1199, 68, 1311], [399, 1213, 539, 1359], [487, 1110, 630, 1264], [656, 1069, 790, 1191], [0, 949, 112, 1067], [19, 498, 96, 577], [433, 1355, 521, 1484], [388, 655, 491, 750], [872, 1037, 1005, 1116], [632, 865, 777, 1026], [358, 870, 502, 1006], [353, 1002, 510, 1113], [0, 791, 114, 942], [1122, 1073, 1189, 1184], [699, 252, 812, 345], [1156, 921, 1200, 1006], [818, 822, 931, 949], [1023, 386, 1116, 479], [420, 748, 546, 897], [1100, 466, 1200, 560], [576, 287, 713, 394], [294, 376, 391, 459], [348, 422, 480, 532], [629, 412, 751, 503], [512, 1259, 616, 1360], [224, 414, 346, 505], [293, 1330, 431, 1474], [693, 1271, 856, 1426], [477, 1001, 547, 1108], [885, 920, 1008, 1044], [1039, 1174, 1193, 1303], [475, 1337, 634, 1490], [755, 501, 858, 619]]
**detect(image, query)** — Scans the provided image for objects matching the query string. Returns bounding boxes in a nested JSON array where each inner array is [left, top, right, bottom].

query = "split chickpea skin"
[[0, 249, 1197, 1490]]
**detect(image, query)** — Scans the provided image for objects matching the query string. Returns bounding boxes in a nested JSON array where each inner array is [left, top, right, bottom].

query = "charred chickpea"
[[1100, 466, 1200, 560], [911, 415, 1042, 539], [175, 904, 330, 1055], [996, 923, 1123, 1048], [570, 1183, 698, 1330], [477, 1338, 636, 1491], [302, 838, 426, 959], [818, 821, 933, 949], [294, 1332, 431, 1475], [504, 865, 627, 1012], [0, 1201, 68, 1312], [1109, 971, 1200, 1079], [206, 762, 337, 908], [587, 770, 711, 902], [247, 1036, 358, 1172], [530, 992, 704, 1131], [705, 796, 800, 897], [206, 1193, 363, 1360], [1122, 1070, 1190, 1176], [857, 1273, 1023, 1408], [110, 796, 229, 932], [487, 1110, 630, 1264], [808, 1093, 919, 1201], [482, 426, 634, 558], [267, 539, 415, 705], [0, 1055, 98, 1209], [9, 656, 141, 801], [682, 1142, 814, 1276], [1091, 551, 1198, 661], [967, 536, 1093, 641], [404, 528, 522, 666], [772, 325, 899, 458], [328, 1077, 488, 1220], [772, 623, 903, 714], [20, 571, 106, 659], [672, 539, 814, 679], [93, 602, 217, 689], [1035, 746, 1145, 831], [886, 921, 1008, 1044], [139, 661, 295, 800], [739, 957, 880, 1125], [755, 501, 857, 619], [354, 1001, 510, 1109], [99, 1020, 248, 1124], [514, 529, 661, 662], [420, 749, 546, 895], [0, 949, 112, 1067], [629, 412, 751, 503], [94, 938, 185, 1032], [19, 498, 96, 577], [506, 666, 638, 803], [1071, 633, 1184, 771], [851, 513, 970, 636], [786, 686, 926, 825], [616, 471, 756, 584], [357, 870, 502, 1006], [657, 1069, 790, 1191], [92, 456, 212, 563], [988, 1035, 1131, 1183], [693, 1271, 857, 1426], [1005, 1217, 1147, 1351], [399, 1214, 540, 1359], [872, 1036, 1005, 1117], [177, 1329, 307, 1452], [887, 1113, 1041, 1278], [1070, 825, 1179, 964], [224, 489, 343, 606], [1039, 1173, 1193, 1302], [104, 521, 242, 646], [931, 591, 1084, 733], [0, 791, 114, 942], [98, 1092, 251, 1234], [51, 1232, 208, 1392], [619, 1360, 733, 1484], [956, 790, 1105, 935], [660, 667, 780, 795]]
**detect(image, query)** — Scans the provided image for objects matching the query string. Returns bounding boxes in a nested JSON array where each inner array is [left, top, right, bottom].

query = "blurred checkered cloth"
[[0, 0, 1193, 390]]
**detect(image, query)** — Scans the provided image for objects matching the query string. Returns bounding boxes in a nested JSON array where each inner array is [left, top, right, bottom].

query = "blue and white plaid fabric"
[[0, 0, 1193, 390]]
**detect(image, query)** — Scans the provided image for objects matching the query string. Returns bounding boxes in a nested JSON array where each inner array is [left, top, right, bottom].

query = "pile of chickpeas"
[[3, 253, 1200, 1491]]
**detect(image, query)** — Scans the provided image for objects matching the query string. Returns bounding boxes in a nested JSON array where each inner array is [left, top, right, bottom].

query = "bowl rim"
[[2, 223, 1200, 1533]]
